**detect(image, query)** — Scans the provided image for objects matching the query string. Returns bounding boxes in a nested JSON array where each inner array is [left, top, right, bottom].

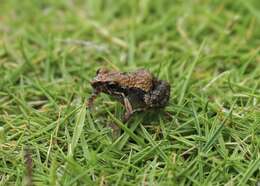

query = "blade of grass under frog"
[[112, 118, 142, 150], [107, 111, 145, 147]]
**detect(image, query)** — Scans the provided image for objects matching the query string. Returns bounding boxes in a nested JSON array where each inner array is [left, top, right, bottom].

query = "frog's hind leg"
[[144, 80, 170, 108]]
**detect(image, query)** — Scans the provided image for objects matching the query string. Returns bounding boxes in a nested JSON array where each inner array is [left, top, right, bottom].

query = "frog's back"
[[124, 69, 153, 92], [92, 68, 153, 92]]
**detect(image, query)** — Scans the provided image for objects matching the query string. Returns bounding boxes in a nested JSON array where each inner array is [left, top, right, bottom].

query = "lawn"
[[0, 0, 260, 185]]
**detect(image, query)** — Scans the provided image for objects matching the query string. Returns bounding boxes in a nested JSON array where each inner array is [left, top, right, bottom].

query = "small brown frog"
[[87, 68, 170, 122]]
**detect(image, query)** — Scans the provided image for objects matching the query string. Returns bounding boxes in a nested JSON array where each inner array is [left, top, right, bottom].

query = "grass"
[[0, 0, 260, 185]]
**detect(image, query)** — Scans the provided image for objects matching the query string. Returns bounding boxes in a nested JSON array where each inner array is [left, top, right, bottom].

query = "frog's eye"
[[96, 68, 109, 75], [96, 69, 101, 75]]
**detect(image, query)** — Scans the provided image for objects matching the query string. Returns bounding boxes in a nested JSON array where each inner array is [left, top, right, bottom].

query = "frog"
[[87, 68, 170, 122]]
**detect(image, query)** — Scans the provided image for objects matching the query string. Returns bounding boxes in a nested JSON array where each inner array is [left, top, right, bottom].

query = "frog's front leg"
[[122, 96, 134, 122], [111, 91, 134, 122], [87, 89, 100, 109]]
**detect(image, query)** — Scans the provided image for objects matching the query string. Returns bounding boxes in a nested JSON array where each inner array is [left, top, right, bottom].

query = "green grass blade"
[[108, 111, 145, 146], [238, 157, 260, 186], [69, 104, 86, 156], [178, 41, 205, 105]]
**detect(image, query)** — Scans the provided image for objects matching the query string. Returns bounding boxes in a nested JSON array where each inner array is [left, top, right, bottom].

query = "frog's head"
[[90, 68, 119, 92]]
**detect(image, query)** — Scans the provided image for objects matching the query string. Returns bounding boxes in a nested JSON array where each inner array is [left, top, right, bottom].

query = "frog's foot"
[[123, 112, 132, 123], [123, 108, 147, 123]]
